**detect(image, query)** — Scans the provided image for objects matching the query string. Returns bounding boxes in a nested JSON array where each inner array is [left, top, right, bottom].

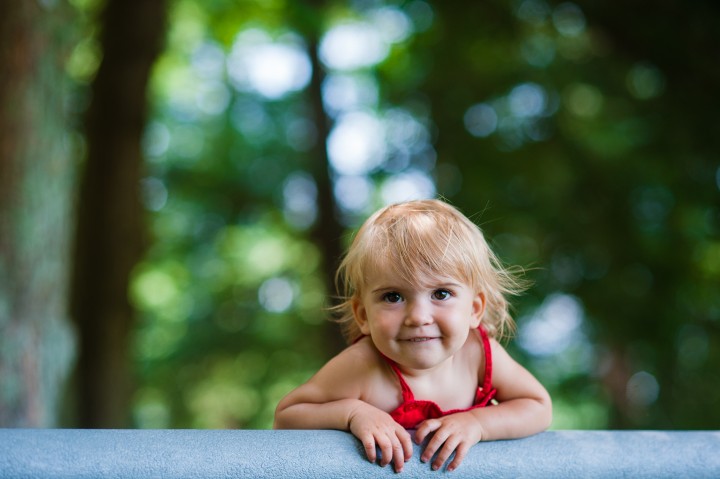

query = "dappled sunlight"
[[563, 83, 604, 118], [217, 225, 320, 282], [519, 293, 587, 358], [509, 82, 548, 118], [227, 29, 311, 100], [140, 177, 169, 212], [326, 103, 436, 213], [334, 174, 374, 214], [188, 373, 262, 428], [552, 3, 586, 37], [142, 122, 171, 159], [190, 42, 225, 80], [319, 23, 390, 71], [131, 262, 193, 360], [517, 295, 596, 404], [380, 170, 436, 204], [169, 124, 205, 161], [230, 98, 274, 143], [322, 73, 380, 117], [515, 1, 597, 66], [369, 6, 414, 44], [190, 43, 231, 114], [258, 277, 297, 314], [327, 111, 387, 175], [464, 82, 557, 149], [384, 108, 433, 166], [521, 33, 556, 67], [625, 371, 659, 408], [133, 388, 171, 429], [282, 172, 318, 229], [516, 0, 551, 25], [195, 79, 231, 116], [464, 103, 498, 138], [404, 0, 434, 32], [131, 262, 189, 313], [66, 35, 102, 82]]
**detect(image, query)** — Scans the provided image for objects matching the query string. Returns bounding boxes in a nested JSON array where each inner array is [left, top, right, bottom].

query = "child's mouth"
[[406, 337, 435, 342]]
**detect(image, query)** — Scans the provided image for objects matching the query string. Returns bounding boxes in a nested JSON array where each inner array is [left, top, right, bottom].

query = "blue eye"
[[432, 289, 452, 300], [383, 292, 403, 303]]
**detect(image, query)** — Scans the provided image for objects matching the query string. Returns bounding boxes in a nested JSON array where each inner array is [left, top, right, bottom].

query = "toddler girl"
[[274, 199, 552, 472]]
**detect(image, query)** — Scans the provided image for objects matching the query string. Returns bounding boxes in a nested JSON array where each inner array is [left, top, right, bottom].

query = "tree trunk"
[[287, 0, 347, 354], [305, 37, 347, 354], [70, 0, 166, 428], [0, 1, 77, 427]]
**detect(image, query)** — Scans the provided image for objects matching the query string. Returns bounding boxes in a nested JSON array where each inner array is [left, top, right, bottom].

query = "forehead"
[[363, 259, 462, 290]]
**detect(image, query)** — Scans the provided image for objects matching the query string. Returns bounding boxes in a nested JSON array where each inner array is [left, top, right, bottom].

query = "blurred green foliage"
[[69, 0, 720, 430]]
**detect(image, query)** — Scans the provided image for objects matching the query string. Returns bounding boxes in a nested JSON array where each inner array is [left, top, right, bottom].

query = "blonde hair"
[[333, 199, 526, 343]]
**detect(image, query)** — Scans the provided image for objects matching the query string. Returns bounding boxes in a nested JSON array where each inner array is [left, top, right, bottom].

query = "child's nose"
[[404, 300, 433, 326]]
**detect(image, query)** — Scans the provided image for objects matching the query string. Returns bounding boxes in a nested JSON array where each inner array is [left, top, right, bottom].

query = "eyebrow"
[[371, 286, 399, 294], [370, 282, 462, 294]]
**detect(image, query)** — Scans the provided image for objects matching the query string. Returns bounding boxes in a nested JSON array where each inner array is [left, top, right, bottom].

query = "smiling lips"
[[403, 337, 437, 342]]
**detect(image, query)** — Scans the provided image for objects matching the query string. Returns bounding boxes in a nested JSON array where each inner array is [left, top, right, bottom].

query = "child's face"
[[352, 265, 485, 371]]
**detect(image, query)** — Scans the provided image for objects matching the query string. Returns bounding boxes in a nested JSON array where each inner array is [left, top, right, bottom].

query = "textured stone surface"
[[1, 429, 719, 478]]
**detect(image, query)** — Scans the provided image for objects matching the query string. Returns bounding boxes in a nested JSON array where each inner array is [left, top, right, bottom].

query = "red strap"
[[478, 326, 493, 393], [385, 360, 415, 402]]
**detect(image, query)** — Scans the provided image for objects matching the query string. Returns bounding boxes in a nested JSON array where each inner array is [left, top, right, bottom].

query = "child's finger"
[[431, 436, 460, 471], [391, 440, 406, 472], [398, 429, 414, 461], [418, 421, 446, 463], [446, 443, 471, 472], [360, 435, 377, 463], [375, 434, 394, 467], [414, 418, 441, 445]]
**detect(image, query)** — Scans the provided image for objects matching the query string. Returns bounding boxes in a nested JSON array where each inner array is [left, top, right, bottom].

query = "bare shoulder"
[[340, 336, 383, 362], [327, 336, 386, 376], [287, 337, 386, 402], [487, 336, 522, 375], [487, 336, 551, 403], [463, 328, 486, 371]]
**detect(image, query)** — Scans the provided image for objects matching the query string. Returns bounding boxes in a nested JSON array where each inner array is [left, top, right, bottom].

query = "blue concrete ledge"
[[1, 429, 719, 478]]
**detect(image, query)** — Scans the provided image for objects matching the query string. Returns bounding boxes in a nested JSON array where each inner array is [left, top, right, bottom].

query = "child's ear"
[[352, 297, 371, 336], [470, 292, 486, 328]]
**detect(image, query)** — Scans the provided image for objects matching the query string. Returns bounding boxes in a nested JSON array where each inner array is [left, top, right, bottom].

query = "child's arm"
[[415, 338, 552, 471], [274, 347, 414, 472]]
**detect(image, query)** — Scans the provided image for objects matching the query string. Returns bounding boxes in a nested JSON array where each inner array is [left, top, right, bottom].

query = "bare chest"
[[404, 369, 480, 410]]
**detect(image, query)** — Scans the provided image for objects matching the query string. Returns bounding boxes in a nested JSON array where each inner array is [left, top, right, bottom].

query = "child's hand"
[[348, 405, 414, 473], [414, 412, 484, 472]]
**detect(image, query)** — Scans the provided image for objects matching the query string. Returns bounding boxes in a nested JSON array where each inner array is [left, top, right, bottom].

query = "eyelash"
[[382, 292, 403, 303], [380, 289, 454, 303]]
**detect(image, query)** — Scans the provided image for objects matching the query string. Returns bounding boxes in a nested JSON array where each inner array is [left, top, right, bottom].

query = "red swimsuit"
[[383, 327, 498, 429]]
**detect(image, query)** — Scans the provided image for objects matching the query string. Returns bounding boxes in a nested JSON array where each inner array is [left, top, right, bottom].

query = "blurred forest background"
[[1, 0, 718, 431]]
